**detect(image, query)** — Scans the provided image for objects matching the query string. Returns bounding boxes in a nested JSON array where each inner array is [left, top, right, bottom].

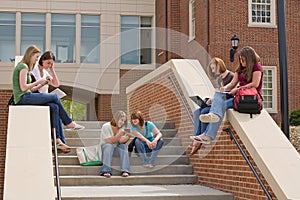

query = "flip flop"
[[65, 123, 85, 131], [190, 141, 202, 155], [101, 172, 111, 178], [190, 135, 211, 144], [56, 143, 71, 153]]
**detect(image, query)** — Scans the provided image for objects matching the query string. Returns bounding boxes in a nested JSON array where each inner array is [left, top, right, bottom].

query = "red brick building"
[[155, 0, 300, 124]]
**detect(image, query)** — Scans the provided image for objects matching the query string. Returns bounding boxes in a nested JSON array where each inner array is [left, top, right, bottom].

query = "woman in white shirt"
[[100, 111, 131, 177]]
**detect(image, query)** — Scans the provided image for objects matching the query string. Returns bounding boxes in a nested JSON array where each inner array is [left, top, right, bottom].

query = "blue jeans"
[[202, 92, 234, 140], [16, 92, 72, 143], [135, 138, 164, 166], [100, 143, 130, 175], [193, 106, 211, 136]]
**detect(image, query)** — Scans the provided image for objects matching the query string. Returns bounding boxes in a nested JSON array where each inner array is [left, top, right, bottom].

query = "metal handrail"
[[168, 75, 194, 124], [52, 128, 62, 200], [223, 128, 273, 200]]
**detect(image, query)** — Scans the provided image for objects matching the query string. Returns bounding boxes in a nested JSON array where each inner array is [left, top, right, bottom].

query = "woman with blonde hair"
[[100, 110, 131, 177], [191, 57, 234, 155], [12, 45, 84, 153]]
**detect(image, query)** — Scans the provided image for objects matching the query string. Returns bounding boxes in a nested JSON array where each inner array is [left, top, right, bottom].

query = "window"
[[51, 14, 76, 63], [21, 13, 45, 55], [0, 13, 15, 62], [121, 16, 152, 64], [189, 0, 195, 41], [81, 15, 100, 63], [248, 0, 276, 28], [262, 66, 277, 113]]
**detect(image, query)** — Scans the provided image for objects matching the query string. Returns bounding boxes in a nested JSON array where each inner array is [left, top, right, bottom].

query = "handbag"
[[76, 145, 102, 166]]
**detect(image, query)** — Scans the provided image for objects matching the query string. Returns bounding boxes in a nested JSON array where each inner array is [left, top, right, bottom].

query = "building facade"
[[156, 0, 300, 124]]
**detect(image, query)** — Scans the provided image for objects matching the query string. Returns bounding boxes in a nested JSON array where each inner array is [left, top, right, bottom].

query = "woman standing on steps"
[[130, 111, 164, 168], [100, 110, 131, 178], [12, 45, 84, 153]]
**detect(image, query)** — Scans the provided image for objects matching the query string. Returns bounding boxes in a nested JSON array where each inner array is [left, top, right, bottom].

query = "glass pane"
[[81, 27, 100, 63], [21, 26, 45, 55], [141, 17, 152, 27], [121, 16, 139, 28], [121, 28, 139, 64], [81, 15, 100, 26], [51, 26, 75, 63], [21, 13, 45, 25], [140, 29, 151, 64], [52, 14, 75, 26], [52, 14, 76, 63], [0, 25, 15, 62], [0, 13, 15, 24]]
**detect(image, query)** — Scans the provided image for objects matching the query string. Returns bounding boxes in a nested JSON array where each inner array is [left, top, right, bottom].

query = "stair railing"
[[52, 128, 62, 200], [223, 128, 273, 200], [168, 75, 194, 124]]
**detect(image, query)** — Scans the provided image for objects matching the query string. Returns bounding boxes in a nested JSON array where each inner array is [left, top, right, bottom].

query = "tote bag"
[[76, 145, 102, 166]]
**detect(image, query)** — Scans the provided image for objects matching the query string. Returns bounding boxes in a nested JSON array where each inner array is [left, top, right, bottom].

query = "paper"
[[50, 88, 66, 99]]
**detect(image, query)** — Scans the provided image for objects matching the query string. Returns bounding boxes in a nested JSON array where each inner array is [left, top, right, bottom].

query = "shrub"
[[290, 109, 300, 126]]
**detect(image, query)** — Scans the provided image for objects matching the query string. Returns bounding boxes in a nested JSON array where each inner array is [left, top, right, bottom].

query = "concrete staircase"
[[55, 121, 233, 200]]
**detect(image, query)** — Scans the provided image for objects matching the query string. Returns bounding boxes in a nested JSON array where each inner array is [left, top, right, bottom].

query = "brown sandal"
[[190, 140, 202, 155]]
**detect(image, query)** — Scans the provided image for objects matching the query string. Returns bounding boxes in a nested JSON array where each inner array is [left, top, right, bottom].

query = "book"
[[50, 88, 66, 99]]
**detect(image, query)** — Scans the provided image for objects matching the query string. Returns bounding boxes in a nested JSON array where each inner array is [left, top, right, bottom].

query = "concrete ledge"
[[227, 109, 300, 200], [4, 106, 55, 200]]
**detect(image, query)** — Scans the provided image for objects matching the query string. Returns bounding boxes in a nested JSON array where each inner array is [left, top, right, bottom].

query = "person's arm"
[[19, 69, 47, 92], [104, 130, 125, 144], [131, 129, 150, 143], [119, 131, 131, 144], [220, 72, 239, 93], [47, 67, 60, 87], [238, 71, 262, 89]]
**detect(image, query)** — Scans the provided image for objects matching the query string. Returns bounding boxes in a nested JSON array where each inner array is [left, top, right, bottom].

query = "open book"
[[50, 88, 66, 99]]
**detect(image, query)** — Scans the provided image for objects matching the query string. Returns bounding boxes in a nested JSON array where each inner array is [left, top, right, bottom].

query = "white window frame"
[[188, 0, 195, 41], [248, 0, 277, 28], [262, 66, 277, 113]]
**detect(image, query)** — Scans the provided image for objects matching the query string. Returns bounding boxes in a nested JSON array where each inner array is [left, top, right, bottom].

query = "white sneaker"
[[199, 113, 220, 123]]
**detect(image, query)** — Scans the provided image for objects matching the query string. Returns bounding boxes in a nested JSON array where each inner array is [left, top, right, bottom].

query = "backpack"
[[233, 87, 263, 118]]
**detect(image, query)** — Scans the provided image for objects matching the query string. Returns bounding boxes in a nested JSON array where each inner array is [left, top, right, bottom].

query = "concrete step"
[[57, 165, 194, 176], [58, 185, 234, 200], [74, 121, 176, 130], [57, 175, 198, 186], [61, 146, 187, 156], [65, 137, 181, 146], [57, 155, 189, 166], [64, 128, 178, 138]]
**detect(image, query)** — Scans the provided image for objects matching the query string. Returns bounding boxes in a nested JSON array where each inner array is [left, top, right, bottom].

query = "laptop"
[[189, 95, 208, 108]]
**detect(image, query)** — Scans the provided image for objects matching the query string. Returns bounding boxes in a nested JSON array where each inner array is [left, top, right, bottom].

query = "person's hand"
[[46, 76, 53, 82], [220, 87, 226, 92], [119, 131, 125, 137], [229, 87, 239, 95], [149, 140, 158, 149], [38, 78, 48, 86], [206, 98, 212, 105]]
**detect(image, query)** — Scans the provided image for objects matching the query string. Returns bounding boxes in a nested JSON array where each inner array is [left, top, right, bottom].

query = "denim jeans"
[[135, 138, 164, 166], [16, 92, 72, 143], [193, 106, 211, 136], [100, 143, 130, 175], [202, 92, 234, 140]]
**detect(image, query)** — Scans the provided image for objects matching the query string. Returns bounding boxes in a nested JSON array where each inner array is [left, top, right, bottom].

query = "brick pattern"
[[127, 71, 277, 200], [155, 0, 300, 126], [0, 90, 12, 197]]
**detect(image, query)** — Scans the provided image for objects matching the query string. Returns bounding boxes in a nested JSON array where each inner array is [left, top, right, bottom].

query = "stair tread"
[[59, 185, 233, 199]]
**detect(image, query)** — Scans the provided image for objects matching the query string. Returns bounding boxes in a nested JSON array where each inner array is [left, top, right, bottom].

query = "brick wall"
[[0, 90, 12, 197], [127, 70, 277, 200], [156, 0, 300, 125]]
